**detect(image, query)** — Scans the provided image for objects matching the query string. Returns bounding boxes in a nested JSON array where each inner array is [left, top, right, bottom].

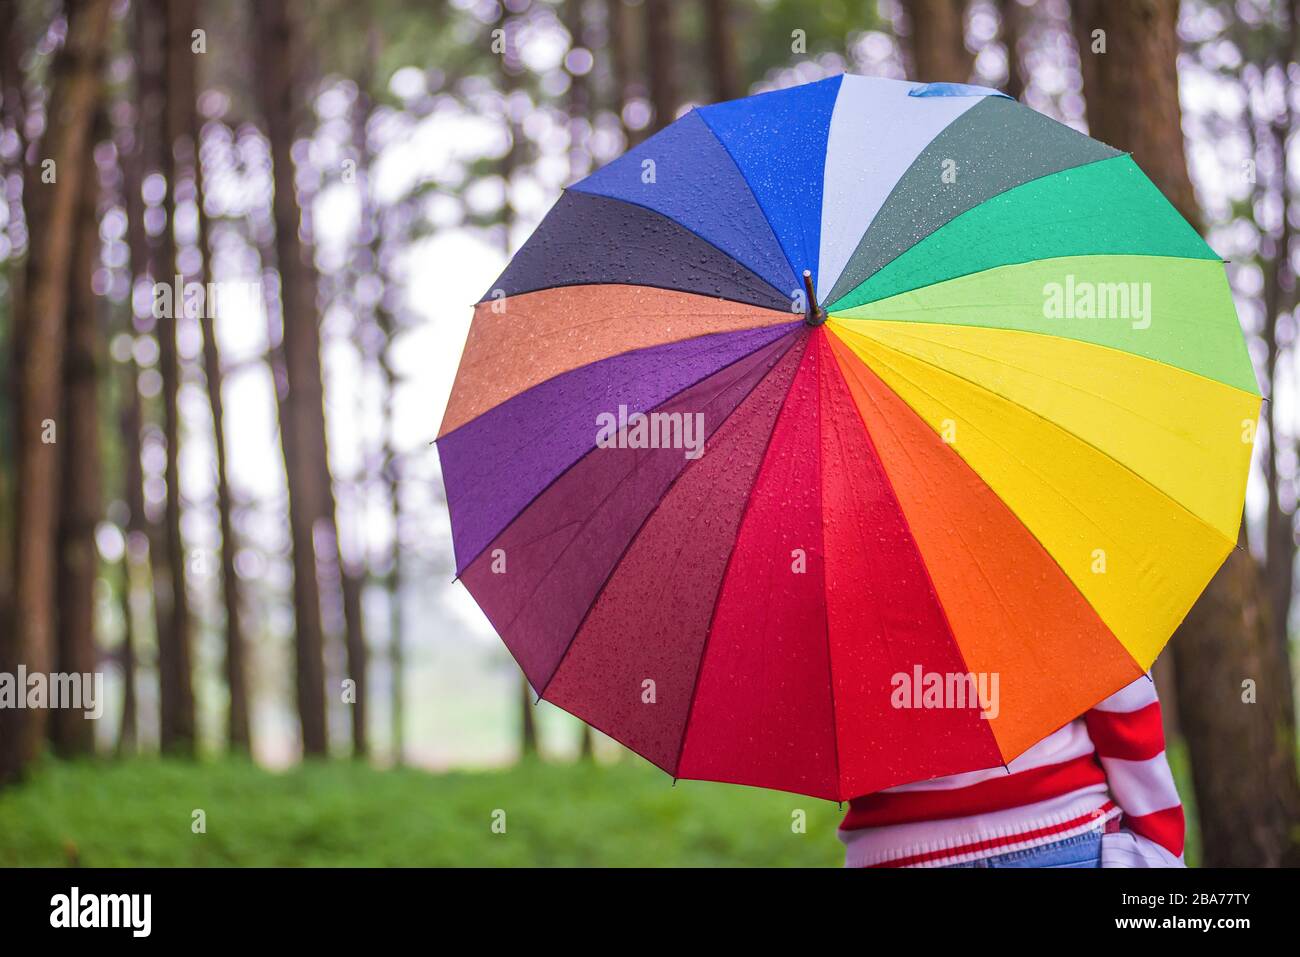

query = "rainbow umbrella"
[[437, 75, 1259, 801]]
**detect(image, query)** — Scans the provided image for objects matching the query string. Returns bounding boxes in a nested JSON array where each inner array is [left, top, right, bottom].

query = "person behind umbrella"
[[838, 674, 1183, 868]]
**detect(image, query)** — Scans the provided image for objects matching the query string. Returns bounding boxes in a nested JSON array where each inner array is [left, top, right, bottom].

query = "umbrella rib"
[[669, 331, 814, 779], [693, 106, 810, 305], [814, 336, 844, 803], [534, 329, 808, 701]]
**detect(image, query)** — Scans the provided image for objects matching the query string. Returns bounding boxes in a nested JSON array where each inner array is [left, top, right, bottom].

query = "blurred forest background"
[[0, 0, 1298, 867]]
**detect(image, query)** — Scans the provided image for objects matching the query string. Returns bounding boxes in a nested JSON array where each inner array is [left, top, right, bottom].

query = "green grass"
[[0, 749, 1205, 867], [1165, 740, 1201, 867], [0, 756, 846, 867]]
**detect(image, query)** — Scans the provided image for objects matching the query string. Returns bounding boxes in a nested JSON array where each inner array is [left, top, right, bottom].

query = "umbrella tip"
[[802, 269, 826, 327]]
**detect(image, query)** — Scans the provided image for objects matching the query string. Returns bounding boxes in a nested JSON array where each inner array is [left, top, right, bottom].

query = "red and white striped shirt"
[[839, 675, 1185, 868]]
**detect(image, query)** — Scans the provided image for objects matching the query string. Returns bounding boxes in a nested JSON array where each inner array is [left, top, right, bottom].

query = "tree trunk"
[[329, 46, 371, 764], [606, 0, 637, 143], [115, 546, 139, 755], [348, 52, 398, 763], [155, 0, 196, 754], [133, 0, 171, 734], [114, 0, 159, 755], [1072, 0, 1197, 222], [1172, 549, 1300, 865], [566, 0, 596, 761], [0, 0, 25, 731], [114, 0, 167, 759], [317, 58, 371, 764], [496, 12, 538, 760], [1260, 0, 1298, 679], [643, 0, 677, 133], [0, 0, 113, 785], [186, 15, 251, 754], [704, 0, 740, 104], [565, 0, 591, 180], [1072, 8, 1100, 119], [900, 0, 974, 83], [996, 0, 1026, 100], [252, 0, 341, 757], [0, 2, 25, 187], [386, 421, 404, 765], [1074, 0, 1300, 866], [370, 175, 401, 767], [340, 563, 367, 757], [51, 108, 105, 757], [519, 674, 538, 760], [196, 145, 252, 754], [1262, 251, 1296, 655]]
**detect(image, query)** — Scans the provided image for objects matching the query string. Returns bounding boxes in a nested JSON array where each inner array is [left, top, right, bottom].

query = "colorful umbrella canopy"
[[437, 75, 1260, 801]]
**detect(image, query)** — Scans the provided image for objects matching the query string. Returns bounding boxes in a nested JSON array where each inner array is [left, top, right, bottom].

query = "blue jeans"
[[944, 829, 1102, 868]]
